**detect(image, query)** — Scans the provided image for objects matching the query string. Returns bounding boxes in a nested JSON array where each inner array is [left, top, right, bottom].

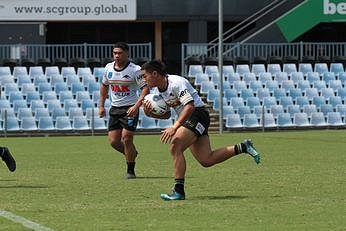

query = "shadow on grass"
[[193, 195, 248, 200], [0, 184, 50, 189], [135, 176, 172, 179]]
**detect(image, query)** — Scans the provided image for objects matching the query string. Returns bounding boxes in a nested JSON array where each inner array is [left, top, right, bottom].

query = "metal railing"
[[0, 42, 152, 63], [181, 42, 346, 75]]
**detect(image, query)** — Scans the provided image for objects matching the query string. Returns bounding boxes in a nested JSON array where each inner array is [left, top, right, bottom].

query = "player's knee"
[[199, 160, 214, 168], [121, 135, 133, 146]]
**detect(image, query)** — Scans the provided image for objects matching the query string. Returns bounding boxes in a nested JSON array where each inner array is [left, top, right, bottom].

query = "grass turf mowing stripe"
[[0, 210, 53, 231]]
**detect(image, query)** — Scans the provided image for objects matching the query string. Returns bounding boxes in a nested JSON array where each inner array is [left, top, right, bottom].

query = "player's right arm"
[[99, 83, 109, 118]]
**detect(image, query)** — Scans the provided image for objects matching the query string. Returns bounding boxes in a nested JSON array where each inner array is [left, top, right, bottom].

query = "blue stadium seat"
[[240, 89, 254, 100], [235, 64, 250, 77], [262, 96, 277, 109], [328, 80, 343, 90], [267, 64, 281, 76], [16, 75, 32, 87], [139, 116, 157, 129], [246, 96, 261, 109], [306, 72, 320, 83], [206, 89, 220, 103], [224, 89, 238, 100], [312, 80, 327, 91], [38, 116, 55, 131], [258, 72, 272, 83], [33, 75, 48, 86], [42, 91, 58, 103], [337, 88, 346, 99], [293, 112, 309, 127], [243, 114, 260, 128], [251, 64, 266, 77], [336, 104, 346, 118], [230, 97, 245, 110], [75, 91, 91, 102], [326, 112, 343, 126], [194, 73, 209, 86], [54, 82, 69, 94], [93, 67, 105, 82], [68, 107, 84, 120], [47, 99, 63, 113], [71, 82, 86, 96], [304, 88, 319, 100], [29, 66, 44, 79], [312, 96, 326, 109], [225, 114, 243, 129], [37, 82, 52, 95], [50, 75, 65, 85], [222, 105, 234, 120], [269, 105, 284, 118], [13, 66, 28, 77], [298, 63, 313, 76], [17, 108, 33, 121], [295, 96, 310, 108], [80, 99, 95, 113], [200, 81, 215, 94], [0, 66, 11, 76], [3, 117, 20, 131], [13, 99, 28, 113], [249, 80, 263, 91], [283, 63, 297, 75], [63, 99, 79, 113], [45, 66, 60, 77], [279, 96, 294, 109], [66, 74, 81, 87], [21, 116, 38, 131], [81, 74, 97, 87], [275, 72, 289, 84], [330, 63, 344, 76], [287, 105, 300, 117], [290, 72, 304, 82], [260, 113, 277, 128], [302, 104, 318, 117], [30, 99, 45, 111], [0, 75, 15, 85], [314, 63, 329, 76], [237, 106, 251, 119], [320, 88, 335, 99], [55, 116, 72, 130], [328, 96, 342, 108], [232, 81, 247, 93], [272, 88, 287, 100], [212, 97, 227, 111], [243, 72, 256, 84], [256, 88, 270, 100], [61, 67, 76, 77], [157, 119, 173, 129], [265, 80, 279, 92], [72, 116, 90, 130], [21, 83, 36, 95], [288, 88, 303, 100], [204, 65, 219, 76], [280, 80, 295, 92], [310, 112, 327, 127], [77, 67, 92, 77], [223, 65, 234, 75], [188, 65, 203, 77], [51, 108, 66, 121], [297, 80, 311, 91], [87, 82, 100, 95], [322, 72, 336, 82], [4, 83, 20, 96], [227, 73, 241, 83], [90, 117, 107, 130], [34, 108, 50, 121], [25, 91, 40, 104], [320, 104, 334, 116]]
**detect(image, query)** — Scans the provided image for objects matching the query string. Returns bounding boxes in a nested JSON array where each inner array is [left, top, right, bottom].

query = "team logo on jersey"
[[179, 89, 188, 97], [108, 72, 113, 78], [123, 74, 131, 79]]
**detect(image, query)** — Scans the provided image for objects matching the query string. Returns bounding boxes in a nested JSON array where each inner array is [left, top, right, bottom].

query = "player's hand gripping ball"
[[144, 93, 169, 116]]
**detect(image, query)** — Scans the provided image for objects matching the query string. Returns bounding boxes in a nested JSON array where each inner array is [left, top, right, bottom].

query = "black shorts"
[[108, 105, 139, 132], [183, 107, 210, 137]]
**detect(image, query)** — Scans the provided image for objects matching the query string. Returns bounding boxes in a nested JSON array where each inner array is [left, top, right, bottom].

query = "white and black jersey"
[[154, 74, 204, 115], [102, 61, 146, 107]]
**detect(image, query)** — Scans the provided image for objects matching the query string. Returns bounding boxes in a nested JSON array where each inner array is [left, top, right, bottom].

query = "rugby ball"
[[144, 93, 169, 115]]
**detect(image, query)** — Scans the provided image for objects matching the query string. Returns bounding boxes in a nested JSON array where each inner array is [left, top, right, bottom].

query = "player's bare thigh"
[[189, 135, 213, 163], [170, 127, 197, 153]]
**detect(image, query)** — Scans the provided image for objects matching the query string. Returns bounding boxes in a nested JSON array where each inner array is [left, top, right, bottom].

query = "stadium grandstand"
[[1, 0, 346, 136]]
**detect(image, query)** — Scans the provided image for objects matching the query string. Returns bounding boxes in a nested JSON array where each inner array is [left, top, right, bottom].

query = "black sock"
[[127, 162, 136, 174], [174, 178, 185, 195], [234, 143, 247, 155]]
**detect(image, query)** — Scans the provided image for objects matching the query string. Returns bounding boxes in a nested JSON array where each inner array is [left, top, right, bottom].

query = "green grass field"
[[1, 130, 346, 231]]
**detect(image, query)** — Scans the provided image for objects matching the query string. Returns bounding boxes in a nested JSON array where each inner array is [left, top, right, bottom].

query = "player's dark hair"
[[141, 59, 167, 76], [113, 42, 129, 52]]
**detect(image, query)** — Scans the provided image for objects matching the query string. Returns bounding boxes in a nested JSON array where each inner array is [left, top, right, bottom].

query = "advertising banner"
[[0, 0, 136, 21]]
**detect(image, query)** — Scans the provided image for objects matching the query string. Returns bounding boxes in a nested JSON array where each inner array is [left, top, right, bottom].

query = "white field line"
[[0, 210, 53, 231]]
